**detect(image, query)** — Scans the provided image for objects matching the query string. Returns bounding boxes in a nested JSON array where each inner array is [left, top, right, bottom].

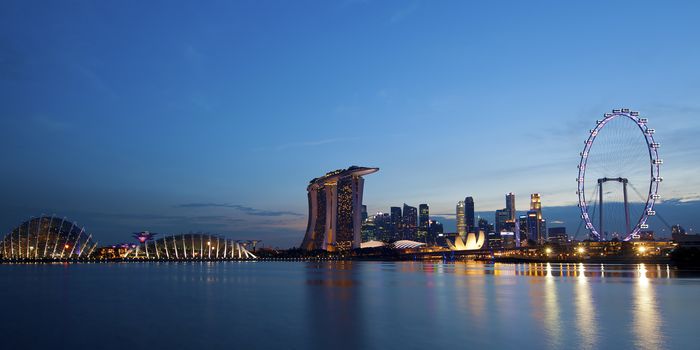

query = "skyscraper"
[[478, 217, 493, 234], [456, 201, 466, 238], [402, 204, 418, 240], [418, 204, 429, 242], [464, 197, 475, 233], [301, 166, 379, 251], [495, 208, 510, 233], [506, 192, 516, 222], [529, 193, 545, 244], [390, 206, 402, 240], [428, 219, 444, 244]]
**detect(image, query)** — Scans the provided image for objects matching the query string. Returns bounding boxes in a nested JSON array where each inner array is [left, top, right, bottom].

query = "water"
[[0, 261, 698, 349]]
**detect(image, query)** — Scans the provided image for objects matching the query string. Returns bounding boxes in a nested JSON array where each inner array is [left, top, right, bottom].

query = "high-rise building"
[[301, 166, 379, 251], [506, 193, 516, 222], [374, 212, 392, 242], [402, 204, 418, 240], [361, 215, 376, 242], [495, 208, 510, 233], [428, 219, 444, 244], [418, 204, 429, 242], [456, 201, 466, 238], [518, 215, 529, 242], [529, 193, 545, 243], [478, 217, 493, 234], [390, 206, 402, 240], [361, 205, 368, 223], [464, 197, 475, 233], [547, 227, 567, 245]]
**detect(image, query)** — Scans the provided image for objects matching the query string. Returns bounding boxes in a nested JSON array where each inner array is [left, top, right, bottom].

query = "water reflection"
[[543, 263, 562, 349], [633, 264, 665, 350], [304, 261, 365, 349], [575, 263, 598, 349]]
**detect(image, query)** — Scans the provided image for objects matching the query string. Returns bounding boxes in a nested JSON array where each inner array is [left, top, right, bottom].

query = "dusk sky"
[[2, 1, 699, 247]]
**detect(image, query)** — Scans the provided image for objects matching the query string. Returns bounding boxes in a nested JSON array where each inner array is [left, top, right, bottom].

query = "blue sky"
[[1, 0, 699, 247]]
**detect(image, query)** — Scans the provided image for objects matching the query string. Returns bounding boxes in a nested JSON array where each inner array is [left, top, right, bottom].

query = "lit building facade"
[[390, 206, 402, 240], [456, 201, 466, 238], [506, 193, 516, 222], [301, 166, 378, 251], [124, 233, 257, 259], [529, 193, 546, 243], [464, 197, 475, 233], [418, 204, 429, 242], [1, 216, 99, 260], [495, 208, 510, 233], [402, 204, 418, 240]]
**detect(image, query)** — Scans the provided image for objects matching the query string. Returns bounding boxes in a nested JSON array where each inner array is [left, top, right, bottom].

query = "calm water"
[[0, 261, 698, 349]]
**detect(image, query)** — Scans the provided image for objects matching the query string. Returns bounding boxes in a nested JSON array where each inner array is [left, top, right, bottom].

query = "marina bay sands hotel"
[[301, 166, 378, 251]]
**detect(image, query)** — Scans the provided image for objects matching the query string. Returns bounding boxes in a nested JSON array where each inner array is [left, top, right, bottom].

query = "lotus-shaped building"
[[446, 231, 486, 251]]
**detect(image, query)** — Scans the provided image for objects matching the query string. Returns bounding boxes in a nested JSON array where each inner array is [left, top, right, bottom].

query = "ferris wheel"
[[577, 108, 661, 241]]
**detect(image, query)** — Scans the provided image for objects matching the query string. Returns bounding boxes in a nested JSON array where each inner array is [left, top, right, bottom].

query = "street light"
[[545, 247, 552, 255], [577, 247, 585, 254]]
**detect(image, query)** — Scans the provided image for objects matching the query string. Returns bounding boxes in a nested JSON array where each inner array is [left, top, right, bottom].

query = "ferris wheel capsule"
[[621, 108, 630, 113], [630, 111, 639, 116], [612, 109, 622, 113]]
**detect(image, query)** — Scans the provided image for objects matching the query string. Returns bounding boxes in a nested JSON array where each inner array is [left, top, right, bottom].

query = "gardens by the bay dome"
[[0, 216, 98, 260]]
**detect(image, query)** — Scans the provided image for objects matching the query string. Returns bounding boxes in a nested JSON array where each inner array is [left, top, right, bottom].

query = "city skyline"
[[2, 1, 700, 247]]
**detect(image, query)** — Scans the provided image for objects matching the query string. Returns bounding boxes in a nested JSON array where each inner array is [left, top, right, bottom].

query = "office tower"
[[402, 204, 418, 240], [518, 215, 529, 242], [506, 192, 516, 222], [464, 197, 475, 233], [495, 208, 510, 233], [361, 215, 376, 242], [418, 204, 429, 242], [361, 205, 368, 223], [548, 227, 567, 245], [301, 166, 379, 251], [428, 219, 444, 244], [478, 217, 493, 234], [374, 212, 392, 242], [456, 201, 466, 238], [390, 206, 402, 240], [529, 193, 545, 244]]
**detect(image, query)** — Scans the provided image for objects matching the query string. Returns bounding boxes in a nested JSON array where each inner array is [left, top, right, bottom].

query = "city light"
[[638, 246, 648, 254], [545, 247, 552, 255], [577, 247, 585, 254]]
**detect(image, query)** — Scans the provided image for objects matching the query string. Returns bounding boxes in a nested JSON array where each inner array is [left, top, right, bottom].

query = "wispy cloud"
[[176, 203, 303, 217], [33, 116, 73, 132], [390, 1, 420, 24], [256, 137, 358, 152]]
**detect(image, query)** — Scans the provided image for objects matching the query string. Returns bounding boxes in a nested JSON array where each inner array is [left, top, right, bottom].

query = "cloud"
[[390, 1, 420, 24], [176, 203, 303, 217], [33, 116, 72, 132], [272, 137, 357, 151]]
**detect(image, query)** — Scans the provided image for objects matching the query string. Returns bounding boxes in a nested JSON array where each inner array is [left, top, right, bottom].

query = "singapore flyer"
[[577, 108, 661, 241]]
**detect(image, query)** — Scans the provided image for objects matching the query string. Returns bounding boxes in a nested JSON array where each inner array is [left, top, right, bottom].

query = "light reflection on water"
[[0, 261, 696, 350]]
